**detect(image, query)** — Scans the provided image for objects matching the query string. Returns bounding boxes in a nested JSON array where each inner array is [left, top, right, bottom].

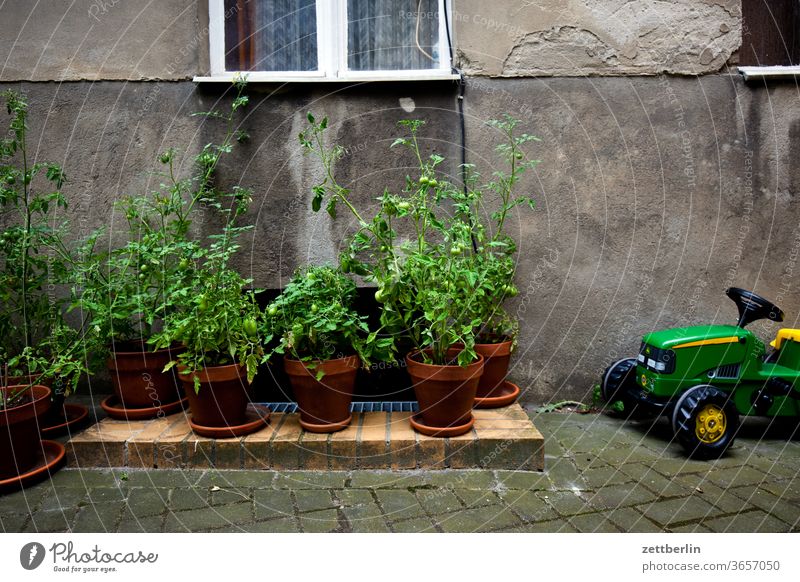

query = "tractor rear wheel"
[[672, 385, 739, 459], [601, 358, 646, 418]]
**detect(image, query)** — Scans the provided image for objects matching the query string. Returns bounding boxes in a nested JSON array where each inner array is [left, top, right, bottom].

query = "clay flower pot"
[[474, 338, 513, 399], [284, 355, 359, 433], [0, 384, 51, 480], [178, 363, 251, 428], [107, 342, 181, 409], [406, 348, 484, 436]]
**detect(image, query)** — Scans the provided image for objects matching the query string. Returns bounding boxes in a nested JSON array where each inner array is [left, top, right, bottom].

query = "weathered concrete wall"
[[2, 76, 799, 405], [454, 0, 742, 76], [0, 0, 204, 81]]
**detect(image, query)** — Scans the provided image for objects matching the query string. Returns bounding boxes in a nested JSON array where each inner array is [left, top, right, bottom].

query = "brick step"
[[66, 404, 543, 471]]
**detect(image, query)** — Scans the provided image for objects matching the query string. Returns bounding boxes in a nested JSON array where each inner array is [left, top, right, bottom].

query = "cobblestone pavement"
[[2, 412, 799, 533]]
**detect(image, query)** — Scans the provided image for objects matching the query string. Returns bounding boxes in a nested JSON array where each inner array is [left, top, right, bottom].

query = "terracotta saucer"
[[100, 395, 188, 420], [409, 413, 474, 437], [0, 440, 66, 493], [299, 413, 353, 434], [474, 380, 521, 409], [41, 403, 91, 437], [189, 404, 271, 438]]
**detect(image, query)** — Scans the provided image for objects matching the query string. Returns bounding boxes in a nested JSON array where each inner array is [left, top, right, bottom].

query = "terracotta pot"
[[178, 363, 250, 428], [474, 338, 513, 399], [0, 384, 51, 480], [406, 348, 484, 429], [284, 355, 359, 432], [107, 343, 181, 409]]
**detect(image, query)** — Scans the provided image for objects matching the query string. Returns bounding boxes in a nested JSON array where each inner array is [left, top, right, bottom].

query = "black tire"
[[601, 358, 645, 418], [671, 385, 739, 459]]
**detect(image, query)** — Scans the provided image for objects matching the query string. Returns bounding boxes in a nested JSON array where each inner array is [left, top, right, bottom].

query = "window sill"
[[738, 65, 800, 82], [193, 71, 461, 84]]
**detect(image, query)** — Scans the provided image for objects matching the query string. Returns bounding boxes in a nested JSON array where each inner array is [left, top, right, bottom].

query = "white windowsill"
[[194, 71, 461, 83], [738, 65, 800, 81]]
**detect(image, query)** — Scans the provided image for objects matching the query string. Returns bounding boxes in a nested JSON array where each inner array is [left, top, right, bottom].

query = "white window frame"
[[197, 0, 458, 83]]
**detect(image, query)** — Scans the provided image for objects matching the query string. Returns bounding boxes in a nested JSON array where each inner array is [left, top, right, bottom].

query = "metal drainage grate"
[[258, 401, 418, 413]]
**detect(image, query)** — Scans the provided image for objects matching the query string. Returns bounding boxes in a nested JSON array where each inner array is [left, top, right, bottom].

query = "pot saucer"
[[41, 403, 91, 437], [189, 404, 271, 438], [299, 413, 353, 434], [100, 395, 188, 421], [0, 440, 66, 493], [409, 413, 474, 437], [474, 381, 521, 409]]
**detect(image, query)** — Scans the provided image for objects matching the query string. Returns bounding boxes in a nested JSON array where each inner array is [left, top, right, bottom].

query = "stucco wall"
[[1, 1, 799, 405]]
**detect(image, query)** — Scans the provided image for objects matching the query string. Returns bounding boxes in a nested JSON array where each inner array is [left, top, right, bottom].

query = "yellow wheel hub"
[[695, 404, 726, 444]]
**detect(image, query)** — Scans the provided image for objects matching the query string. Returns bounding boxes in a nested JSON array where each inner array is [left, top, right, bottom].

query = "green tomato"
[[244, 318, 258, 338], [292, 323, 304, 338], [514, 152, 523, 160], [138, 273, 146, 281], [310, 304, 319, 314], [6, 175, 15, 185], [396, 201, 410, 211], [429, 179, 439, 188], [419, 176, 429, 186], [267, 305, 278, 317], [450, 245, 462, 256], [198, 297, 208, 312], [375, 288, 386, 303], [504, 284, 519, 297], [140, 263, 149, 273], [179, 258, 190, 270]]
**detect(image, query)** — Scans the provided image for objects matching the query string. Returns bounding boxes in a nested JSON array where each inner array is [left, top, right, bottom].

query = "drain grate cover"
[[258, 401, 418, 413]]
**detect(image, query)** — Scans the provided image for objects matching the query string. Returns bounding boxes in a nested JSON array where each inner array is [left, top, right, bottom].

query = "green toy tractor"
[[602, 287, 800, 459]]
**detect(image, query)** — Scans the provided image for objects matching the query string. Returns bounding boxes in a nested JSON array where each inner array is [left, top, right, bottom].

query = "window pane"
[[347, 0, 440, 71], [224, 0, 318, 72]]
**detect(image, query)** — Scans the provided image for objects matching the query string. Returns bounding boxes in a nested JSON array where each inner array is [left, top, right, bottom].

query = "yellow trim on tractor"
[[672, 336, 740, 350], [769, 328, 800, 350]]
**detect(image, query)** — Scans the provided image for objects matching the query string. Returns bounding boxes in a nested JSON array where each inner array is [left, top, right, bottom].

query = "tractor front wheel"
[[601, 358, 645, 418], [672, 385, 739, 459]]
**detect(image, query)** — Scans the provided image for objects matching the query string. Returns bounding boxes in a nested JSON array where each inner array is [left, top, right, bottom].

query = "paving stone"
[[540, 490, 595, 516], [597, 447, 658, 464], [239, 518, 299, 532], [72, 503, 125, 532], [273, 471, 348, 489], [210, 488, 252, 506], [606, 507, 663, 532], [505, 520, 578, 533], [732, 455, 798, 480], [86, 487, 128, 504], [416, 489, 462, 515], [299, 509, 340, 532], [638, 496, 720, 527], [569, 513, 622, 533], [294, 489, 335, 513], [163, 503, 254, 532], [703, 510, 791, 533], [669, 522, 713, 533], [0, 488, 42, 513], [500, 490, 558, 523], [588, 484, 658, 510], [0, 513, 29, 532], [169, 488, 209, 511], [38, 487, 88, 512], [455, 490, 501, 508], [196, 470, 274, 488], [647, 458, 710, 477], [347, 512, 390, 533], [635, 470, 693, 498], [390, 517, 438, 532], [679, 481, 752, 514], [348, 471, 423, 489], [47, 469, 119, 488], [580, 465, 635, 489], [756, 479, 800, 503], [495, 469, 551, 491], [545, 457, 585, 490], [728, 486, 800, 526], [25, 509, 75, 533], [426, 470, 495, 490], [375, 490, 427, 521], [707, 466, 770, 488], [122, 469, 203, 488], [253, 489, 294, 520], [125, 488, 169, 517], [437, 506, 521, 532], [117, 515, 164, 533]]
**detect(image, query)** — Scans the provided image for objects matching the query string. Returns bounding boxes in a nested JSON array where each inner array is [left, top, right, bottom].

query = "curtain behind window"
[[347, 0, 439, 71], [225, 0, 317, 71]]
